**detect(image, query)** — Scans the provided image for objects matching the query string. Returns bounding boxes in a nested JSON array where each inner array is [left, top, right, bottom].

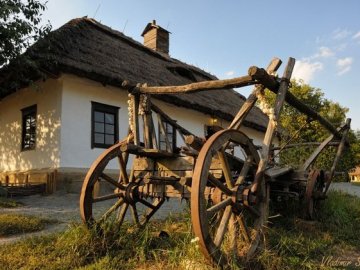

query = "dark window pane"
[[105, 135, 114, 145], [95, 122, 104, 133], [94, 111, 104, 122], [94, 133, 104, 144], [159, 141, 166, 150], [167, 134, 173, 143], [105, 124, 114, 134], [105, 113, 114, 124]]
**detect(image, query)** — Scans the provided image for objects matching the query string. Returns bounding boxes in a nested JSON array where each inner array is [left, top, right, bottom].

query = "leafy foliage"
[[264, 80, 360, 175], [0, 0, 51, 67]]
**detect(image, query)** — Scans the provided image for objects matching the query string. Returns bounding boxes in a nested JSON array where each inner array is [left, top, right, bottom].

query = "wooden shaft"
[[184, 135, 206, 151], [229, 58, 282, 130]]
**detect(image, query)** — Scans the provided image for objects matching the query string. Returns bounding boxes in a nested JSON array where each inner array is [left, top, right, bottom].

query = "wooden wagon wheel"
[[80, 139, 164, 229], [191, 129, 269, 267], [304, 169, 325, 220]]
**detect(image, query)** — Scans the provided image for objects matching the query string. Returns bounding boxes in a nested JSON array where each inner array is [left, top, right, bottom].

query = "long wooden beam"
[[122, 75, 256, 94], [122, 59, 344, 139], [248, 67, 344, 139]]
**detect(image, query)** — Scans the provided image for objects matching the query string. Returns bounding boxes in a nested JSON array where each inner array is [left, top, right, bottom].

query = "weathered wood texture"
[[249, 67, 343, 139], [122, 75, 256, 94], [229, 57, 282, 130]]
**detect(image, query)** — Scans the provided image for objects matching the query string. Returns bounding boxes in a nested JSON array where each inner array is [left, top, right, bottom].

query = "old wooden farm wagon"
[[80, 57, 351, 267]]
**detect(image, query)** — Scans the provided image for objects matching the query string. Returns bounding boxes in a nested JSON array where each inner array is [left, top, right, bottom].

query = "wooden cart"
[[80, 57, 351, 267]]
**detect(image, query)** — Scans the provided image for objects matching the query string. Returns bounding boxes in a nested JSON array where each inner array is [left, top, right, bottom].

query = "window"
[[159, 121, 176, 151], [21, 105, 37, 151], [91, 102, 119, 148]]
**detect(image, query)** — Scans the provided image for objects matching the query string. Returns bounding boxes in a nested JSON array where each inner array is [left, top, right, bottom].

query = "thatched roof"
[[0, 17, 269, 132]]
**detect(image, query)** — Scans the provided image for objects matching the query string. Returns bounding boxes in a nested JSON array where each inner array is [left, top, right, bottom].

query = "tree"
[[0, 0, 51, 67], [262, 80, 360, 176]]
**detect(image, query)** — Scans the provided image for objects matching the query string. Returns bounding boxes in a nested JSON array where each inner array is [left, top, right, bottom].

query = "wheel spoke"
[[100, 173, 125, 189], [130, 204, 140, 226], [228, 214, 238, 256], [117, 203, 129, 226], [140, 198, 165, 225], [139, 198, 156, 209], [217, 148, 234, 189], [238, 214, 251, 244], [100, 197, 124, 222], [118, 152, 129, 184], [207, 197, 232, 216], [208, 174, 232, 196], [93, 192, 123, 203], [214, 205, 232, 247], [235, 156, 252, 186]]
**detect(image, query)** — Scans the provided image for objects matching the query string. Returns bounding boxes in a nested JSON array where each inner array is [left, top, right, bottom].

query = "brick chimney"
[[141, 20, 170, 55]]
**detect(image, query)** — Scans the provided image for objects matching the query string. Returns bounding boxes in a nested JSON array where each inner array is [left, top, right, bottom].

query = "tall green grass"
[[0, 191, 359, 269]]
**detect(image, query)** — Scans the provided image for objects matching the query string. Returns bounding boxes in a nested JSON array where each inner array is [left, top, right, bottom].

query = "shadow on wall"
[[0, 107, 60, 172]]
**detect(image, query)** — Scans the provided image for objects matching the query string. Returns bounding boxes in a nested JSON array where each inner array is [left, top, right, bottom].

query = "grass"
[[0, 198, 24, 208], [0, 214, 54, 236], [351, 182, 360, 186], [0, 191, 359, 269]]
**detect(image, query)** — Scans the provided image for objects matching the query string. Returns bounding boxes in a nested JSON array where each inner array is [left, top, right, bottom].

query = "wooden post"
[[132, 94, 140, 145], [251, 58, 296, 194], [142, 95, 152, 148]]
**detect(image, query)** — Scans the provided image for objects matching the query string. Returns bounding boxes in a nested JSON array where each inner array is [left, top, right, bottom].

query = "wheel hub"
[[121, 182, 139, 204]]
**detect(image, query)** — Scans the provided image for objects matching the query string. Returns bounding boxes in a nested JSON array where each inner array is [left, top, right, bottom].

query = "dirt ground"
[[0, 182, 359, 245], [0, 190, 188, 244]]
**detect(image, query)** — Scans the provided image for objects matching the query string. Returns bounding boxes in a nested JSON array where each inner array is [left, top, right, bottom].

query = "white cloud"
[[225, 71, 235, 77], [336, 57, 353, 75], [314, 46, 334, 58], [292, 60, 323, 83], [353, 31, 360, 40], [332, 28, 351, 40]]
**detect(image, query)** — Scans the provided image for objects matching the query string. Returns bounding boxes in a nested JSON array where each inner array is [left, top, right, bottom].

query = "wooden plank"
[[265, 166, 293, 179], [120, 143, 177, 158]]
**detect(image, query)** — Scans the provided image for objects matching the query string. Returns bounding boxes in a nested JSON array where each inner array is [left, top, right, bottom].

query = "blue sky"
[[43, 0, 360, 129]]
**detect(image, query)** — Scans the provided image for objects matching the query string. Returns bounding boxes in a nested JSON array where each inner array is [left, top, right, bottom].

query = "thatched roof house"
[[0, 17, 268, 132], [0, 17, 273, 192]]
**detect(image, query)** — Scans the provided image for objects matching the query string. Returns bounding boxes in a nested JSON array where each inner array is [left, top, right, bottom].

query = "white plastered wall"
[[0, 79, 62, 171]]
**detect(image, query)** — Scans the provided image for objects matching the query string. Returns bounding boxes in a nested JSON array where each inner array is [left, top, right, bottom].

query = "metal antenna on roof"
[[122, 19, 128, 33], [93, 0, 105, 19], [166, 22, 171, 30]]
